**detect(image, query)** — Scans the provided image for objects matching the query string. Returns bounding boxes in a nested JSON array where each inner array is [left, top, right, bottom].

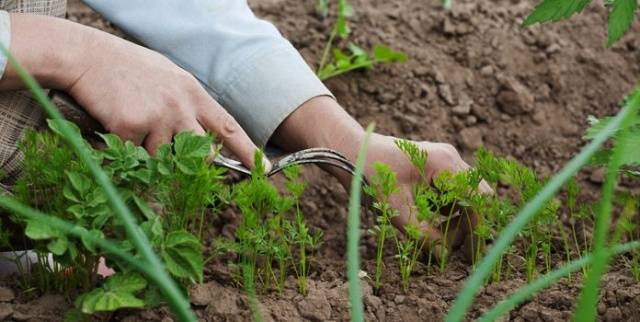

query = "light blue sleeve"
[[0, 11, 10, 79], [81, 0, 333, 147]]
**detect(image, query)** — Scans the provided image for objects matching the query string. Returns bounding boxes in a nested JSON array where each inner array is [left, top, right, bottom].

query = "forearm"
[[271, 96, 365, 161], [0, 13, 94, 90], [82, 0, 333, 147]]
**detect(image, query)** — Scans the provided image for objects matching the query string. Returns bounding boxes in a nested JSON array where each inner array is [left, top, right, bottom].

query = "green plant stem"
[[317, 27, 338, 74], [439, 201, 457, 272], [373, 227, 386, 291], [445, 89, 639, 322], [318, 59, 379, 81], [242, 263, 263, 322], [346, 123, 374, 322], [2, 50, 195, 322], [479, 241, 640, 322]]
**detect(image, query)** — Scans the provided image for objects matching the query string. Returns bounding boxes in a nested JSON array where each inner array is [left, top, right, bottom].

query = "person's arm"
[[81, 0, 488, 257], [81, 0, 332, 148], [0, 11, 263, 168]]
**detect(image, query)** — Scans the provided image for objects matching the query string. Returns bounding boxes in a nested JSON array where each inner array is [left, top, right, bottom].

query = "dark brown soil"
[[2, 0, 639, 321]]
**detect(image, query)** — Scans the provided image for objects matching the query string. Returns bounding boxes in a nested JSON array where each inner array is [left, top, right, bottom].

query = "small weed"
[[216, 154, 322, 296], [316, 0, 407, 81]]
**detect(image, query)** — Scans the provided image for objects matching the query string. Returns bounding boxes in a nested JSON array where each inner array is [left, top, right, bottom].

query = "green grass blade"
[[1, 49, 195, 322], [573, 91, 640, 322], [479, 241, 640, 322], [445, 87, 640, 322], [347, 123, 374, 322]]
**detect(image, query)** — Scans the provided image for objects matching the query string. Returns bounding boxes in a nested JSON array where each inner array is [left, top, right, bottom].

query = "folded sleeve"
[[0, 11, 10, 79], [81, 0, 333, 147]]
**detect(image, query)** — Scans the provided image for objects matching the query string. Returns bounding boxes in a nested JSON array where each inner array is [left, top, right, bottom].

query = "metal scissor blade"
[[209, 148, 368, 186]]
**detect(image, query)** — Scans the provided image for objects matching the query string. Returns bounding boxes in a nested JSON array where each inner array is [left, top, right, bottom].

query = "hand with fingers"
[[0, 13, 267, 171], [272, 96, 494, 262], [365, 137, 493, 262]]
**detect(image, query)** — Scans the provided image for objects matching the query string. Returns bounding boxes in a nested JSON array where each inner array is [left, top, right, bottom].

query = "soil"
[[2, 0, 639, 321]]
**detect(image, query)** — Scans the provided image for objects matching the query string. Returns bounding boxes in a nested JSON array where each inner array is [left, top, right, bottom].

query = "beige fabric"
[[0, 0, 66, 189]]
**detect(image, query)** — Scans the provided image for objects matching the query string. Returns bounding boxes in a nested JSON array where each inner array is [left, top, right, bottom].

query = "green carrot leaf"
[[607, 0, 638, 47], [523, 0, 593, 27]]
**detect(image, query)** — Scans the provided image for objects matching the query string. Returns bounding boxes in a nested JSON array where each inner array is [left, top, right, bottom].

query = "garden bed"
[[0, 0, 638, 321]]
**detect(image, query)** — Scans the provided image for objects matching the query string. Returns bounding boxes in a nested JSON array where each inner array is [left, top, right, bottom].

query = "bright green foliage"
[[608, 0, 638, 46], [316, 0, 407, 81], [216, 156, 322, 296], [364, 162, 400, 293], [13, 124, 212, 317], [395, 139, 428, 179], [317, 44, 408, 81], [585, 109, 640, 168], [573, 91, 640, 322], [524, 0, 638, 47], [446, 87, 640, 322], [77, 273, 147, 314], [523, 0, 593, 26]]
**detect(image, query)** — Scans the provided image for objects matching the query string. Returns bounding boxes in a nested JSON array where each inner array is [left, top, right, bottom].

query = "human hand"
[[1, 13, 264, 169], [363, 135, 493, 261], [272, 96, 492, 260]]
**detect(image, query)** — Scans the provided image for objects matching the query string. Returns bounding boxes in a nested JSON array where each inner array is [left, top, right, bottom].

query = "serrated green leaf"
[[523, 0, 593, 27], [161, 231, 203, 282], [81, 229, 104, 253], [25, 219, 59, 240], [80, 289, 145, 314], [615, 127, 640, 166], [47, 119, 82, 138], [66, 171, 91, 195], [173, 132, 211, 159], [105, 272, 148, 293], [607, 0, 637, 47], [373, 45, 408, 62], [133, 196, 157, 220], [47, 236, 68, 255], [97, 133, 124, 153], [78, 273, 148, 314]]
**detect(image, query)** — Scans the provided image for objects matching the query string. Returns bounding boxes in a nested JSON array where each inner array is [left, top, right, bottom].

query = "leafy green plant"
[[364, 162, 400, 293], [283, 165, 323, 295], [573, 92, 640, 322], [13, 126, 208, 318], [316, 0, 407, 81], [524, 0, 638, 47], [445, 87, 640, 322], [0, 49, 195, 321], [215, 154, 322, 296]]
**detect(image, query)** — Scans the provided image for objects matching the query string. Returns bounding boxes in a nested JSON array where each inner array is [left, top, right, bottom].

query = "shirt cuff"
[[0, 11, 10, 79], [212, 42, 333, 147]]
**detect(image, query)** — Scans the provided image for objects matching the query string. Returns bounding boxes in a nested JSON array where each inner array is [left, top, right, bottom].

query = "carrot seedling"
[[316, 0, 407, 81]]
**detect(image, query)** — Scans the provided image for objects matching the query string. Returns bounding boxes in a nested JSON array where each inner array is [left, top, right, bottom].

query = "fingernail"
[[262, 158, 273, 173]]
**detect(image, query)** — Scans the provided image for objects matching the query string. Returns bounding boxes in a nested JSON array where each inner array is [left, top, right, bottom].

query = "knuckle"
[[216, 114, 240, 141], [433, 143, 462, 169]]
